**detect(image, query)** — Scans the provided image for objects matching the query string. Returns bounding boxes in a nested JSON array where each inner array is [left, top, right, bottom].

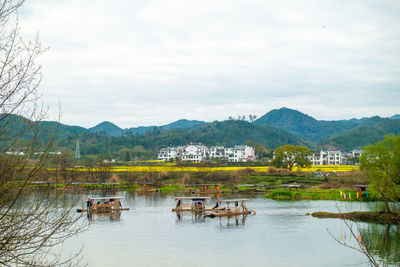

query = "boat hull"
[[172, 208, 221, 212], [77, 208, 130, 212], [205, 210, 253, 217]]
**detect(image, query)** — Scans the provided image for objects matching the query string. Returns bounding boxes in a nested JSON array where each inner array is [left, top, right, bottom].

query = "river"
[[58, 191, 399, 267]]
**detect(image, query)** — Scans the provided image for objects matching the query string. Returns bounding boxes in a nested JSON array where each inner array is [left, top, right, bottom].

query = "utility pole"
[[75, 140, 80, 160]]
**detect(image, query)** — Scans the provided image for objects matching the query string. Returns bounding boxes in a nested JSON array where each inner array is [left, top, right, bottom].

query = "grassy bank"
[[263, 189, 376, 201], [311, 211, 400, 224], [30, 166, 370, 197]]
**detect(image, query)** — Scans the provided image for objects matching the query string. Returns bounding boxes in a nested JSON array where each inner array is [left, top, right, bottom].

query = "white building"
[[157, 144, 256, 162], [209, 146, 225, 160], [326, 151, 343, 165], [227, 145, 256, 162], [157, 147, 181, 161], [180, 144, 208, 162], [310, 150, 353, 165], [351, 150, 363, 157]]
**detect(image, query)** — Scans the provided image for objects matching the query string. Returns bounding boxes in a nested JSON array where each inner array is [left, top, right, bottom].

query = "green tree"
[[271, 145, 311, 170], [125, 150, 131, 161], [360, 134, 400, 213]]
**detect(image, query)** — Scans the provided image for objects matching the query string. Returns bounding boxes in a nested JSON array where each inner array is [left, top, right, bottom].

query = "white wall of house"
[[157, 144, 256, 162], [309, 150, 357, 165]]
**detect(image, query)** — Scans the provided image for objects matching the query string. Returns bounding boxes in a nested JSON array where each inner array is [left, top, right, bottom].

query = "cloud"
[[18, 0, 400, 128]]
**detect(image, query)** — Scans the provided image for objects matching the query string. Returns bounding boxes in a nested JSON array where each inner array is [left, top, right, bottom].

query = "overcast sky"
[[19, 0, 400, 128]]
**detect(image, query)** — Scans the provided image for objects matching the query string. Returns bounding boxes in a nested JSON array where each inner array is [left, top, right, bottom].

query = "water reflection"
[[175, 211, 206, 223], [333, 221, 400, 266], [217, 215, 247, 229], [86, 211, 122, 222], [52, 191, 398, 267], [360, 224, 400, 265], [174, 210, 250, 229]]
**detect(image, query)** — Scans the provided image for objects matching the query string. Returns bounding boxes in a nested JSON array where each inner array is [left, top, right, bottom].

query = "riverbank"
[[311, 211, 400, 224], [26, 182, 381, 202], [263, 188, 376, 201]]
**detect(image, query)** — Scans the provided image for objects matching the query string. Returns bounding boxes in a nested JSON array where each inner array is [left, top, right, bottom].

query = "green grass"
[[312, 211, 400, 224], [159, 185, 187, 191], [244, 174, 327, 189], [264, 189, 374, 201]]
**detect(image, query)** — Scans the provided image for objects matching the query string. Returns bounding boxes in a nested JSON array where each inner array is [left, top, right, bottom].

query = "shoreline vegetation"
[[311, 211, 400, 225], [29, 165, 375, 201], [28, 162, 400, 225]]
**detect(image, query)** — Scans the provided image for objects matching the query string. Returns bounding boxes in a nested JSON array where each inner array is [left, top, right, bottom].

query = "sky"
[[19, 0, 400, 129]]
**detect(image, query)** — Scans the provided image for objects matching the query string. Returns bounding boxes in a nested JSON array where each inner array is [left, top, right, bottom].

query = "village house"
[[309, 150, 363, 165], [157, 144, 256, 162]]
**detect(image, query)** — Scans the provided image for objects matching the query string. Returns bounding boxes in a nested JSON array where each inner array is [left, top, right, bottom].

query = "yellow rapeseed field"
[[293, 165, 360, 172], [59, 165, 359, 173]]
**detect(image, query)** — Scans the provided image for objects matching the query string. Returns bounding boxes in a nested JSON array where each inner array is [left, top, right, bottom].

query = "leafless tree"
[[0, 1, 87, 266], [328, 205, 380, 267], [328, 202, 400, 267]]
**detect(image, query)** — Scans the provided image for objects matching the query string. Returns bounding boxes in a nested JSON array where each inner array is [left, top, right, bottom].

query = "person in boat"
[[86, 198, 92, 209], [241, 201, 247, 212], [176, 199, 182, 209]]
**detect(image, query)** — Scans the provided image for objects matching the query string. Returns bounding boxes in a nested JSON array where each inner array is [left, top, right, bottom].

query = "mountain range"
[[2, 108, 399, 156], [87, 107, 400, 144], [88, 119, 207, 137]]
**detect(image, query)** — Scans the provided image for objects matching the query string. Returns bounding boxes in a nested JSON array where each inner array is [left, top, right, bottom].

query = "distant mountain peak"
[[93, 121, 120, 128], [163, 119, 206, 130], [254, 107, 356, 142], [89, 121, 122, 136], [391, 114, 400, 120], [254, 107, 318, 127]]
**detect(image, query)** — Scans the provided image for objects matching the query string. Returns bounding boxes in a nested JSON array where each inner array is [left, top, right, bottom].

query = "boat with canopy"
[[205, 199, 255, 217], [172, 196, 222, 212], [77, 196, 129, 212]]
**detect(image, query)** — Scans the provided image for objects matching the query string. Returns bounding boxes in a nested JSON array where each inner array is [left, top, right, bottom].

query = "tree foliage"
[[360, 134, 400, 212], [271, 145, 311, 170], [52, 120, 307, 160]]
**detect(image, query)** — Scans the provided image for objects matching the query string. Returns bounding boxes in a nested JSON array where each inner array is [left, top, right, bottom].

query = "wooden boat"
[[77, 196, 129, 212], [205, 199, 256, 217], [172, 196, 222, 212]]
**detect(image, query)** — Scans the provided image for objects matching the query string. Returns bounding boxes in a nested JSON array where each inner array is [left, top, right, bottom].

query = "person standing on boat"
[[176, 199, 182, 210], [212, 201, 219, 209], [241, 201, 247, 212], [86, 198, 92, 209]]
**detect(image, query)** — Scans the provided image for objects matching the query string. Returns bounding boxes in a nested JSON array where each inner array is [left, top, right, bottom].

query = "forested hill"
[[254, 107, 363, 141], [53, 120, 309, 157], [89, 119, 207, 136], [319, 117, 400, 150], [3, 108, 399, 158], [89, 121, 122, 136]]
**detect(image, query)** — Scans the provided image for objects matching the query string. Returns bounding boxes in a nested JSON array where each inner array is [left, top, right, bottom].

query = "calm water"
[[59, 192, 399, 267]]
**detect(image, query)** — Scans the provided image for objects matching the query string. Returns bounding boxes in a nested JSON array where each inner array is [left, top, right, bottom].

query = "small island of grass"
[[311, 211, 400, 225]]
